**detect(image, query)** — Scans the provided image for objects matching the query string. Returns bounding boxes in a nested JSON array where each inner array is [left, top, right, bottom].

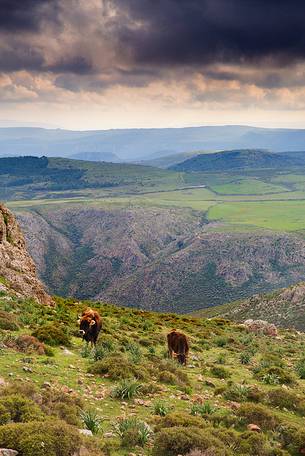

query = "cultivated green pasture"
[[210, 178, 289, 195], [208, 200, 305, 231]]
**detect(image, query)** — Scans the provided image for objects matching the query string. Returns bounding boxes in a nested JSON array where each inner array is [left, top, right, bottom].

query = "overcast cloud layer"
[[1, 0, 305, 129]]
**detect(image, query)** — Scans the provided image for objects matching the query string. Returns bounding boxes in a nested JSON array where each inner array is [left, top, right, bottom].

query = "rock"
[[0, 450, 19, 456], [228, 401, 241, 410], [78, 429, 93, 437], [63, 348, 74, 356], [22, 366, 32, 373], [0, 204, 53, 305], [247, 424, 261, 432], [42, 381, 52, 388], [244, 319, 278, 337]]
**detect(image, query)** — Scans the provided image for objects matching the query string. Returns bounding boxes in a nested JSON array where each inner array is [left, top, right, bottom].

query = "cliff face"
[[0, 203, 53, 305]]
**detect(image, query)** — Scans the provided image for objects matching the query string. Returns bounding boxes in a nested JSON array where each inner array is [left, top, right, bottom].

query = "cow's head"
[[78, 314, 96, 338], [172, 350, 186, 365]]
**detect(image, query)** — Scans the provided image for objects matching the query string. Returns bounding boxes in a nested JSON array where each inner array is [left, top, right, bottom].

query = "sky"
[[1, 0, 305, 130]]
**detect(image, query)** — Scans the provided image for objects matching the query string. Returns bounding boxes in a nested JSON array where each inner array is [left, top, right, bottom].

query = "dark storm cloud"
[[0, 0, 59, 32], [112, 0, 305, 66], [1, 0, 305, 96]]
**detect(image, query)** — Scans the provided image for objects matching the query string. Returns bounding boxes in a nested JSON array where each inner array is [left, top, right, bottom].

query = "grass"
[[1, 292, 305, 454], [210, 178, 288, 195], [208, 200, 305, 231]]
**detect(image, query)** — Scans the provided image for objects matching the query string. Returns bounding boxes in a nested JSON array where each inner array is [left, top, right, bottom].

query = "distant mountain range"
[[170, 149, 305, 172], [0, 125, 305, 160]]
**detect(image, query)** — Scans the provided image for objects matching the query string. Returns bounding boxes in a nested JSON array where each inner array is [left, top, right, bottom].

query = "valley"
[[4, 150, 305, 315]]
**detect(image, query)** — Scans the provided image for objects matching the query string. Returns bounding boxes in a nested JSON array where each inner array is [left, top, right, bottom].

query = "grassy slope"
[[2, 292, 305, 455]]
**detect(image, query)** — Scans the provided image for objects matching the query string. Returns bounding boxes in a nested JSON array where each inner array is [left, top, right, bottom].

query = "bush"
[[216, 353, 226, 364], [32, 323, 71, 346], [0, 310, 19, 330], [0, 394, 44, 423], [0, 419, 82, 456], [6, 335, 47, 355], [254, 366, 296, 385], [213, 336, 228, 347], [191, 403, 216, 417], [237, 431, 275, 456], [114, 417, 152, 447], [154, 412, 205, 432], [223, 384, 250, 402], [156, 359, 189, 386], [295, 358, 305, 379], [236, 402, 280, 431], [267, 388, 305, 415], [88, 354, 147, 380], [111, 379, 142, 400], [80, 409, 102, 435], [210, 366, 231, 379], [152, 426, 226, 456], [240, 352, 252, 365], [52, 403, 81, 426], [154, 401, 170, 416]]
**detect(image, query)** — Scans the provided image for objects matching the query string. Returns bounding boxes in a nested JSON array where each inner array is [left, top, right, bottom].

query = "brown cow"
[[78, 308, 102, 347], [167, 329, 189, 365]]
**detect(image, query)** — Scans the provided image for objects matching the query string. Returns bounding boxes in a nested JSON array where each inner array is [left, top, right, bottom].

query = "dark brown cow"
[[78, 308, 102, 347], [167, 329, 189, 365]]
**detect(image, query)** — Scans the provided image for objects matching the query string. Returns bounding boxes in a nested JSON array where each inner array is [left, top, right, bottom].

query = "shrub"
[[32, 323, 71, 346], [124, 341, 142, 363], [114, 417, 152, 447], [93, 336, 116, 361], [80, 409, 102, 435], [88, 354, 147, 380], [156, 359, 190, 386], [224, 384, 250, 402], [154, 401, 170, 417], [158, 371, 177, 385], [0, 419, 82, 456], [111, 379, 142, 400], [0, 394, 44, 423], [6, 335, 46, 355], [52, 403, 81, 427], [216, 353, 226, 364], [240, 352, 252, 365], [191, 402, 216, 417], [267, 388, 305, 415], [152, 426, 226, 456], [154, 412, 205, 432], [295, 358, 305, 379], [236, 402, 280, 431], [278, 423, 305, 454], [0, 310, 19, 330], [254, 366, 296, 385], [237, 431, 274, 456], [213, 336, 228, 347], [210, 366, 231, 379]]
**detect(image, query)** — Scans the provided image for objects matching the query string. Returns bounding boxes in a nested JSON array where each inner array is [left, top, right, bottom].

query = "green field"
[[208, 200, 305, 231], [210, 178, 288, 195]]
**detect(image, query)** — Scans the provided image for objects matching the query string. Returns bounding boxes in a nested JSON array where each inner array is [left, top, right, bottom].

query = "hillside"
[[1, 125, 305, 160], [2, 290, 305, 455], [14, 206, 305, 314], [195, 281, 305, 331], [0, 203, 52, 305], [0, 156, 182, 200], [171, 149, 304, 172]]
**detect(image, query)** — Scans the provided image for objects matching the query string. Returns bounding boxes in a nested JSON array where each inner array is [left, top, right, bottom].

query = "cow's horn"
[[90, 319, 96, 326]]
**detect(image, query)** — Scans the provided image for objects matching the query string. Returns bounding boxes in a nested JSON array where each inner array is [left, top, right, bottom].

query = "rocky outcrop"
[[0, 203, 53, 305]]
